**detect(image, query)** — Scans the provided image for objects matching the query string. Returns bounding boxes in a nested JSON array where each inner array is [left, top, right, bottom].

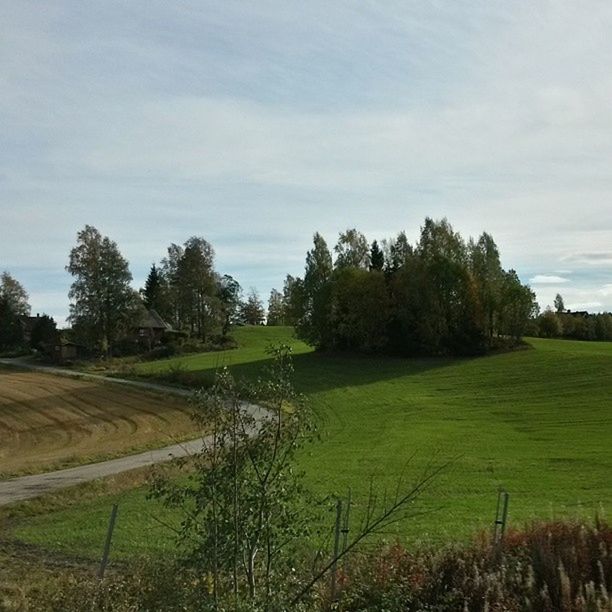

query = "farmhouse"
[[134, 309, 175, 349]]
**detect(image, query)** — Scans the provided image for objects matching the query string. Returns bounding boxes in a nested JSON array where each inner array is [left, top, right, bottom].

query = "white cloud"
[[562, 253, 612, 266], [566, 302, 603, 311], [529, 275, 570, 285], [3, 2, 612, 318], [598, 284, 612, 297]]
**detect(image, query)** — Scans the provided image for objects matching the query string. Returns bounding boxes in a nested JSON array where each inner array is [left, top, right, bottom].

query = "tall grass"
[[338, 519, 612, 611], [4, 520, 610, 611]]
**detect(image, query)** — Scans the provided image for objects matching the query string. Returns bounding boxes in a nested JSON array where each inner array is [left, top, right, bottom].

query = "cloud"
[[529, 275, 570, 285], [566, 301, 603, 311], [3, 2, 612, 319], [598, 284, 612, 297], [562, 252, 612, 266]]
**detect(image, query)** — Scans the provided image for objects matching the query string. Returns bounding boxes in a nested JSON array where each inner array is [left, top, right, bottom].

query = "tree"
[[554, 293, 565, 314], [0, 272, 30, 350], [297, 233, 333, 348], [141, 263, 171, 320], [369, 240, 385, 271], [385, 231, 413, 275], [241, 288, 265, 325], [0, 296, 22, 349], [67, 225, 139, 355], [266, 289, 284, 326], [539, 308, 562, 337], [417, 217, 466, 264], [282, 275, 304, 326], [30, 314, 58, 353], [469, 232, 504, 343], [175, 237, 218, 338], [217, 275, 242, 337], [330, 268, 389, 351], [0, 271, 30, 316], [150, 346, 318, 608], [499, 270, 538, 343], [334, 228, 370, 269], [160, 243, 184, 329]]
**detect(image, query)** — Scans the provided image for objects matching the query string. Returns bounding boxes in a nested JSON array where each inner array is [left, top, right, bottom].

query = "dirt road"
[[0, 437, 204, 506]]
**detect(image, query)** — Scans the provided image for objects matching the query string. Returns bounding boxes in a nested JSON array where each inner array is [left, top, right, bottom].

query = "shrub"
[[338, 520, 612, 611]]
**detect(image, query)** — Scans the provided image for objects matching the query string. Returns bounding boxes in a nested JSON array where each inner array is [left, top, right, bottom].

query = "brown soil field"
[[0, 368, 199, 476]]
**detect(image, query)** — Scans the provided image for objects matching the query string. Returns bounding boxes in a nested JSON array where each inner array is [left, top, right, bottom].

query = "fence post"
[[330, 498, 343, 601], [98, 504, 119, 579], [493, 489, 509, 546], [341, 488, 351, 568]]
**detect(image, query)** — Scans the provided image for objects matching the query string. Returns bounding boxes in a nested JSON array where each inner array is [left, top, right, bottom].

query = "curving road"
[[0, 359, 267, 507]]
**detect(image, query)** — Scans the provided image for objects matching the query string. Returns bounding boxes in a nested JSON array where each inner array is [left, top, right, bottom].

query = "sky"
[[2, 1, 612, 326]]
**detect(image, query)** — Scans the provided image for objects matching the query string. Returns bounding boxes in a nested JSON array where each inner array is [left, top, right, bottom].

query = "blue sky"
[[2, 1, 612, 325]]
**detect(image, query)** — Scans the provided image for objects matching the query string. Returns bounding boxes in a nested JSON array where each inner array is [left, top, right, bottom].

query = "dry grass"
[[0, 367, 199, 476]]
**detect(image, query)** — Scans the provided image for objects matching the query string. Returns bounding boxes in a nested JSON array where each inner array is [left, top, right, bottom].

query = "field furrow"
[[0, 367, 197, 476]]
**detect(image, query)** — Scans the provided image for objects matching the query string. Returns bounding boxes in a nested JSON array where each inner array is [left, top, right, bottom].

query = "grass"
[[0, 366, 198, 476], [8, 327, 612, 559]]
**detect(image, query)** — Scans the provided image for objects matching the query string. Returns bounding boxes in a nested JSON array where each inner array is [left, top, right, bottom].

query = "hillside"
[[11, 327, 612, 557]]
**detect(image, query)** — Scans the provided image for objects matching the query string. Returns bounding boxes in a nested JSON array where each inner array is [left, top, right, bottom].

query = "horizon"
[[2, 2, 612, 325]]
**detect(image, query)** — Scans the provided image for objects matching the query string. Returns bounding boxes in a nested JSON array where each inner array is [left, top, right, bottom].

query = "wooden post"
[[330, 498, 343, 601], [493, 490, 509, 545], [98, 504, 119, 579], [341, 488, 351, 569]]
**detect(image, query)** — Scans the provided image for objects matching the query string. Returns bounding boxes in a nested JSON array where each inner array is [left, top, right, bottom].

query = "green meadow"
[[12, 326, 612, 559]]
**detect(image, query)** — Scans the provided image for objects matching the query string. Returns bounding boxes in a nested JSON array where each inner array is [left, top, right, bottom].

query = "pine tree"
[[143, 264, 162, 311], [369, 240, 385, 271]]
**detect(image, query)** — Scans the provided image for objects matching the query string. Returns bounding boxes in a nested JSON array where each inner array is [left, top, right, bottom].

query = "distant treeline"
[[537, 296, 612, 341], [272, 218, 538, 356]]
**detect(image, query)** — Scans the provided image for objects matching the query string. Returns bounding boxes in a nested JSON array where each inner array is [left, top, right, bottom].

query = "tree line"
[[69, 226, 269, 355], [6, 219, 611, 358], [1, 225, 267, 357], [267, 218, 538, 356], [537, 293, 612, 341]]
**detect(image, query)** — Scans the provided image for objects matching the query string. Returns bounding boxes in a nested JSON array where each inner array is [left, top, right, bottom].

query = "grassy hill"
[[11, 326, 612, 558]]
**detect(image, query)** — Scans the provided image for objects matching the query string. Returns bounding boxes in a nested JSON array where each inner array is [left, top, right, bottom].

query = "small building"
[[134, 309, 174, 349], [563, 309, 590, 318], [53, 339, 87, 364]]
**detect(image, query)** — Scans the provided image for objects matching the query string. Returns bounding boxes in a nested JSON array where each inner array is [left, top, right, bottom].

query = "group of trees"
[[270, 218, 538, 356], [14, 220, 611, 359], [537, 293, 612, 341], [140, 238, 267, 335], [66, 226, 269, 355]]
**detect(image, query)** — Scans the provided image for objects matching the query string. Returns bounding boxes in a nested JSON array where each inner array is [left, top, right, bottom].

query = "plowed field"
[[0, 368, 197, 476]]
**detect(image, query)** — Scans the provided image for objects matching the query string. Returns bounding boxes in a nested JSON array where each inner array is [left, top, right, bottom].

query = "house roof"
[[137, 309, 173, 331], [17, 315, 41, 331]]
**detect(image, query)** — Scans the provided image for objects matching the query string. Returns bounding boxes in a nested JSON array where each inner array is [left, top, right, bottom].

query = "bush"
[[111, 337, 141, 357], [140, 336, 237, 362], [143, 343, 180, 360], [12, 520, 610, 611], [338, 520, 612, 611]]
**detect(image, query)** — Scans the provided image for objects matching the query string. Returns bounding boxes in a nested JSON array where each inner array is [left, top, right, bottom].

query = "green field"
[[11, 327, 612, 559]]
